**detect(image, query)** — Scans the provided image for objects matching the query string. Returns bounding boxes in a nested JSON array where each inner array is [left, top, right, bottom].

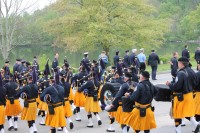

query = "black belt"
[[135, 104, 151, 109], [64, 98, 69, 101], [7, 97, 18, 100], [87, 94, 93, 97], [52, 102, 63, 108], [27, 99, 36, 103]]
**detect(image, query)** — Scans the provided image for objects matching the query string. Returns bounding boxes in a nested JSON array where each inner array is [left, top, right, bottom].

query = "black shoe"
[[98, 120, 102, 126], [57, 128, 63, 131], [14, 128, 18, 131], [106, 129, 115, 132], [73, 109, 77, 114], [70, 122, 74, 129], [194, 124, 200, 133], [8, 126, 14, 131], [87, 125, 93, 128], [33, 131, 37, 133], [181, 124, 186, 127]]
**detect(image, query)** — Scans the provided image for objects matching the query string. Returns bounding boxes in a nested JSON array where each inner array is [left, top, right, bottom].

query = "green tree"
[[181, 4, 200, 41], [44, 0, 168, 57]]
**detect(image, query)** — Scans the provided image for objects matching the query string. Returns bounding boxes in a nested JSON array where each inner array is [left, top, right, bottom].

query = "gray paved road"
[[3, 72, 196, 133]]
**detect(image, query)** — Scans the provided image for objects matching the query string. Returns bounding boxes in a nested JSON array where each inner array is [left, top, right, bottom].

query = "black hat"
[[16, 59, 21, 61], [49, 76, 54, 80], [151, 49, 155, 52], [92, 60, 97, 65], [26, 61, 31, 66], [178, 57, 189, 63], [33, 56, 37, 59], [21, 60, 26, 64], [124, 72, 132, 78], [111, 66, 116, 69], [125, 50, 129, 53], [5, 61, 9, 63], [141, 71, 150, 79]]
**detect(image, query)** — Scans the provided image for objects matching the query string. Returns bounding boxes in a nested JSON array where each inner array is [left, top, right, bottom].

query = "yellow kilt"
[[194, 92, 200, 115], [68, 88, 74, 101], [5, 99, 22, 116], [45, 104, 66, 128], [38, 101, 48, 111], [172, 92, 195, 118], [74, 92, 86, 107], [115, 105, 130, 124], [84, 97, 101, 113], [21, 101, 37, 121], [0, 105, 5, 125], [124, 102, 156, 131], [63, 100, 73, 117]]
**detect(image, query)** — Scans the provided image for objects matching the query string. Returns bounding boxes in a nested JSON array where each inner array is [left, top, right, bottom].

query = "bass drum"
[[154, 84, 171, 102], [100, 83, 121, 109]]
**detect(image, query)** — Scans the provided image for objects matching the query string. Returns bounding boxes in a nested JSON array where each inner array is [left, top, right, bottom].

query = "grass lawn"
[[146, 59, 197, 73]]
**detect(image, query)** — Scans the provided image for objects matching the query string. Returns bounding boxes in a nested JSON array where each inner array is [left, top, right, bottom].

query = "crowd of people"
[[0, 45, 200, 133]]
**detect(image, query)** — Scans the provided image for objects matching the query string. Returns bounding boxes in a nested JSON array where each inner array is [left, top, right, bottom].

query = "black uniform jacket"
[[71, 71, 88, 87], [129, 80, 157, 105], [170, 57, 178, 77], [0, 86, 6, 105], [148, 53, 160, 66], [112, 81, 136, 106], [40, 84, 64, 104], [78, 79, 100, 96], [4, 81, 19, 99], [16, 83, 38, 100], [169, 67, 197, 93]]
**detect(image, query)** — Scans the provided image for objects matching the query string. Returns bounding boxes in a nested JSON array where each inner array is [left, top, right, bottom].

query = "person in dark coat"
[[52, 53, 59, 69], [123, 50, 130, 69], [170, 52, 179, 83], [148, 50, 160, 80], [195, 47, 200, 70], [114, 51, 120, 67], [166, 57, 200, 133], [182, 44, 190, 60]]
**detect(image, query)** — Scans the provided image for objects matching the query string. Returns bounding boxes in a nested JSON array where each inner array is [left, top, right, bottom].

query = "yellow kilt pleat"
[[69, 88, 74, 101], [115, 106, 130, 124], [0, 106, 5, 125], [63, 100, 73, 117], [124, 102, 156, 131], [38, 101, 48, 111], [109, 111, 116, 118], [84, 97, 101, 113], [74, 92, 86, 107], [5, 99, 22, 116], [45, 105, 66, 128], [173, 92, 195, 118], [21, 102, 37, 121], [36, 95, 40, 103], [194, 92, 200, 115]]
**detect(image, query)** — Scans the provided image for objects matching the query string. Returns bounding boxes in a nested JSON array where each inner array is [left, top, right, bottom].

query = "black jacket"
[[148, 53, 160, 66]]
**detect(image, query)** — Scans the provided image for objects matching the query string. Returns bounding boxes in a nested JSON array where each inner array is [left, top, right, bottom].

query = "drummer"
[[110, 72, 136, 133], [166, 57, 200, 133], [124, 71, 157, 133]]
